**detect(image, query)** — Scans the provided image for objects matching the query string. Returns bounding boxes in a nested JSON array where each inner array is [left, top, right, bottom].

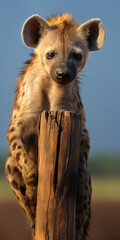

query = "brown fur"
[[47, 13, 77, 28], [5, 13, 105, 240]]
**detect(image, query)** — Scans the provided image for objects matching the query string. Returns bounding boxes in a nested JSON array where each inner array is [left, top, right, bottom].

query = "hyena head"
[[22, 14, 106, 84]]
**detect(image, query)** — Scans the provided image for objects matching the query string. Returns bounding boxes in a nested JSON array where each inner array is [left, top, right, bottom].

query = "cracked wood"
[[35, 111, 81, 240]]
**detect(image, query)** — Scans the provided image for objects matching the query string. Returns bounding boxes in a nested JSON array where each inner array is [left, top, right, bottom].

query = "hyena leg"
[[76, 129, 91, 240], [5, 154, 36, 236], [7, 124, 38, 200]]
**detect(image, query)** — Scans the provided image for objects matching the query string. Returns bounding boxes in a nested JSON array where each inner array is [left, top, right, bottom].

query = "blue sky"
[[0, 0, 120, 154]]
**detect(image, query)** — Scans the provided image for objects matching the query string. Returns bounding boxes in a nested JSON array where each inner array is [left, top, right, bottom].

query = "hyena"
[[5, 14, 105, 240]]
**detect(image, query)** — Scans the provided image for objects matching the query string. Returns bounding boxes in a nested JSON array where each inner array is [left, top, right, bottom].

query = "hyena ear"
[[21, 15, 50, 48], [78, 19, 106, 51]]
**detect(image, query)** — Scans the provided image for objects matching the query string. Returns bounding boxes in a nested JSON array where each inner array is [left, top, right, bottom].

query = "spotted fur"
[[5, 13, 105, 240]]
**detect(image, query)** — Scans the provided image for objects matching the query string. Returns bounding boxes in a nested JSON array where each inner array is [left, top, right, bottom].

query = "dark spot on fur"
[[18, 171, 22, 179], [77, 102, 80, 109], [83, 203, 87, 210], [16, 104, 20, 110], [83, 195, 87, 201], [9, 136, 17, 145], [80, 172, 83, 179], [80, 157, 84, 164], [27, 178, 37, 187], [85, 185, 88, 190], [24, 159, 27, 164], [12, 142, 17, 150], [31, 224, 35, 230], [83, 151, 88, 160], [18, 145, 22, 149], [22, 92, 25, 97], [87, 200, 91, 206], [16, 152, 21, 161], [80, 166, 85, 173], [20, 186, 26, 196], [14, 115, 17, 119], [13, 166, 19, 173], [7, 164, 11, 174], [25, 200, 30, 208], [9, 127, 15, 132], [80, 141, 84, 147], [11, 180, 18, 189], [29, 173, 36, 179]]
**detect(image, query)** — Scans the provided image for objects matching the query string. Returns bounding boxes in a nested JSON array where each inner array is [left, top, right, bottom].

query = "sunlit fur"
[[5, 13, 106, 240]]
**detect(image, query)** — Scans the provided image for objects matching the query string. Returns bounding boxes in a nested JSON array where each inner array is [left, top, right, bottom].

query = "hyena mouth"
[[50, 62, 77, 84]]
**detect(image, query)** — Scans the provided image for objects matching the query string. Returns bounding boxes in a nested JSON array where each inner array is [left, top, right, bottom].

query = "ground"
[[0, 177, 120, 240], [0, 199, 120, 240]]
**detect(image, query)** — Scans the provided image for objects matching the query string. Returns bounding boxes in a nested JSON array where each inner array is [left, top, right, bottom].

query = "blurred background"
[[0, 0, 120, 240]]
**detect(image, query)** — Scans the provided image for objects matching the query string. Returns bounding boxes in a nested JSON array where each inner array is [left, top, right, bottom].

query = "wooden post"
[[35, 111, 81, 240]]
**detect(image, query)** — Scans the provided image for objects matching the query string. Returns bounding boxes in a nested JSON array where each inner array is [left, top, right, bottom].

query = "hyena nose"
[[56, 68, 71, 80]]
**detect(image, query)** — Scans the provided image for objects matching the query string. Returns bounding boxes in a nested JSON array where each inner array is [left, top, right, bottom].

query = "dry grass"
[[92, 177, 120, 200], [1, 176, 120, 201]]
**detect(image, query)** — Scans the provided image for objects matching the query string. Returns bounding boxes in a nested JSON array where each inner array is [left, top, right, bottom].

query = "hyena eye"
[[72, 52, 83, 62], [46, 52, 55, 59]]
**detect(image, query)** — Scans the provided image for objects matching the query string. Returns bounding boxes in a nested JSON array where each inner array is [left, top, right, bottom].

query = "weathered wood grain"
[[35, 111, 81, 240]]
